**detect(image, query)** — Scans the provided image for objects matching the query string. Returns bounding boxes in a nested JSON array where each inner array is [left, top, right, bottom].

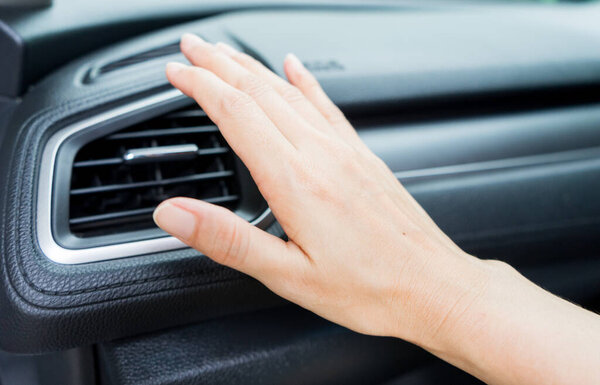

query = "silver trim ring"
[[36, 89, 274, 265]]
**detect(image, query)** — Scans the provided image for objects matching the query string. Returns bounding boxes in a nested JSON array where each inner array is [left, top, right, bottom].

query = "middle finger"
[[214, 42, 340, 140], [180, 33, 323, 150]]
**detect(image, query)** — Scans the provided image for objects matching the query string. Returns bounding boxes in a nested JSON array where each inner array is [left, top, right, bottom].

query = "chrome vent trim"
[[37, 89, 274, 265]]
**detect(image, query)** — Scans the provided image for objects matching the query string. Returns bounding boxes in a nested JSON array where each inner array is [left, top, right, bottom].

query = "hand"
[[154, 34, 600, 385], [154, 33, 494, 348]]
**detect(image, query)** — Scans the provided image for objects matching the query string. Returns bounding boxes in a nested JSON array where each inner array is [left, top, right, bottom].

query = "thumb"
[[153, 197, 296, 280]]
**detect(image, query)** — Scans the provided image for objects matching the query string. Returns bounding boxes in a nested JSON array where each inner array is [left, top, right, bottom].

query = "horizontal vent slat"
[[73, 147, 229, 168], [196, 147, 229, 156], [73, 158, 123, 168], [163, 109, 208, 119], [107, 126, 218, 140], [70, 207, 156, 225], [71, 170, 234, 196], [69, 103, 240, 238], [69, 195, 239, 226]]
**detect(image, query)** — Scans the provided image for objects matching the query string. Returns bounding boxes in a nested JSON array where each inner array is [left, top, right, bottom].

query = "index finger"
[[166, 62, 296, 188]]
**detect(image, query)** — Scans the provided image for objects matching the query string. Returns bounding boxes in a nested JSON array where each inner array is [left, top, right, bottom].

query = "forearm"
[[416, 258, 600, 385]]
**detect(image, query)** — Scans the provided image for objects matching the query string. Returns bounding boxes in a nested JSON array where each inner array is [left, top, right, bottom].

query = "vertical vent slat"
[[69, 103, 239, 238]]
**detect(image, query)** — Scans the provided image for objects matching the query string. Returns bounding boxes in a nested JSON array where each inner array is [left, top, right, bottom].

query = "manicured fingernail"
[[165, 62, 187, 79], [153, 202, 196, 241], [181, 33, 205, 49], [216, 42, 238, 56], [285, 53, 305, 72]]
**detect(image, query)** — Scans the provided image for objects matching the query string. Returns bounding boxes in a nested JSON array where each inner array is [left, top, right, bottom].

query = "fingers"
[[179, 33, 320, 148], [165, 62, 294, 187], [214, 42, 338, 138], [283, 54, 363, 147], [153, 197, 305, 283]]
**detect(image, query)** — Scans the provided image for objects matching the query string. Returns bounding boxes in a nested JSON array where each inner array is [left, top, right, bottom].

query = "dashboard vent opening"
[[98, 42, 180, 75], [69, 104, 239, 238]]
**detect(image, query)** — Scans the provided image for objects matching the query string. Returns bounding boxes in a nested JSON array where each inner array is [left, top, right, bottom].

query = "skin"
[[153, 33, 600, 385]]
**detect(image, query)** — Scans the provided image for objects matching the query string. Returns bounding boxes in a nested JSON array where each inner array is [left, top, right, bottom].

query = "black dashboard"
[[1, 1, 600, 384]]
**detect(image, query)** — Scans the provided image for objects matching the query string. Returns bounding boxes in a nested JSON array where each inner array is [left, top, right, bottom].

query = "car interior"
[[1, 0, 600, 384]]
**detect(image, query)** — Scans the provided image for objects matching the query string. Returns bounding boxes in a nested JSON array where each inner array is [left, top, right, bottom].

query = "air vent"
[[98, 42, 180, 75], [69, 104, 239, 238]]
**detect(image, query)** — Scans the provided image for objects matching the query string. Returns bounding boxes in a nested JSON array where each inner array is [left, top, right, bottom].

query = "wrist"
[[415, 256, 520, 373], [395, 252, 507, 354]]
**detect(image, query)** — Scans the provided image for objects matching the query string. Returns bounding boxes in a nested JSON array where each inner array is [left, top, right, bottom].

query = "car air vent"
[[69, 104, 239, 238], [98, 42, 180, 75]]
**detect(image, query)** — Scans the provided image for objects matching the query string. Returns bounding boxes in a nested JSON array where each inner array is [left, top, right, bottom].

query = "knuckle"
[[236, 51, 259, 67], [333, 146, 362, 175], [214, 219, 247, 268], [291, 156, 312, 182], [238, 74, 271, 99], [280, 85, 306, 104], [219, 89, 255, 114], [340, 150, 361, 172], [289, 157, 339, 205], [306, 176, 328, 197], [323, 105, 347, 126], [297, 169, 335, 204]]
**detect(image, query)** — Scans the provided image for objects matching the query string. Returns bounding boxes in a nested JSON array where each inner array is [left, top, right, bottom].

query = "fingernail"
[[153, 202, 196, 241], [216, 42, 238, 56], [181, 33, 205, 49], [285, 53, 305, 72], [165, 62, 187, 77]]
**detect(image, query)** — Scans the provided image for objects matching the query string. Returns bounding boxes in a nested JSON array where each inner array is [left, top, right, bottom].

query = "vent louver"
[[69, 104, 239, 238], [98, 42, 180, 75]]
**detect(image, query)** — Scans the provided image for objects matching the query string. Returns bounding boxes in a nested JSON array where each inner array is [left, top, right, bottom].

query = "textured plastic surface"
[[1, 7, 600, 354], [97, 261, 600, 385], [0, 347, 95, 385], [97, 306, 431, 385]]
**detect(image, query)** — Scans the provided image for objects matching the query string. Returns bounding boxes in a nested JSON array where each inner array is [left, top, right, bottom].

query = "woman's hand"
[[154, 34, 600, 385], [154, 33, 491, 347]]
